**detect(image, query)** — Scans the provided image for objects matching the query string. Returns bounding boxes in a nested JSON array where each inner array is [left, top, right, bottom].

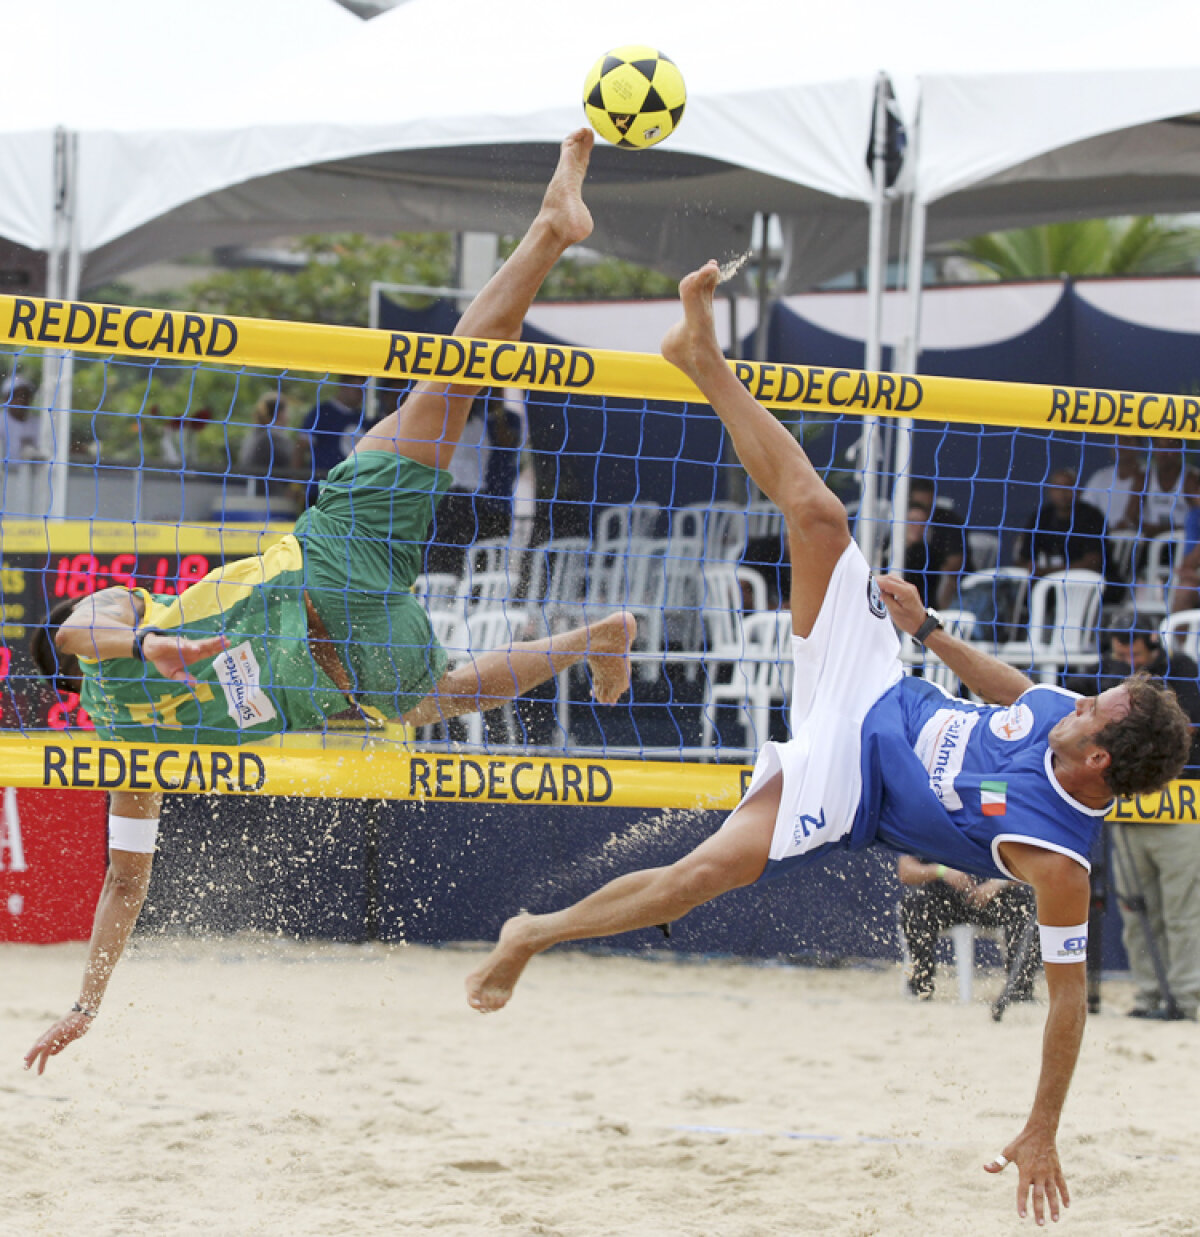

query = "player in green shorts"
[[25, 127, 635, 1074]]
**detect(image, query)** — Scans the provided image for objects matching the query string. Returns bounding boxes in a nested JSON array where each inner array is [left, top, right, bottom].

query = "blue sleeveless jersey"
[[851, 679, 1108, 879]]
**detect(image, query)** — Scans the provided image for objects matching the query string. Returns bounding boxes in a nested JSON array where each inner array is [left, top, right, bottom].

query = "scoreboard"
[[0, 519, 287, 733]]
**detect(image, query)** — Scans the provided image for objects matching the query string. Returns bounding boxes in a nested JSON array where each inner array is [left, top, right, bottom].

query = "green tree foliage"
[[71, 230, 677, 465], [955, 216, 1200, 281], [183, 232, 456, 325]]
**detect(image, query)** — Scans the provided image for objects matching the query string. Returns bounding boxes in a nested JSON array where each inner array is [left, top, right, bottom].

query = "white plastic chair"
[[413, 572, 459, 609], [966, 529, 999, 571], [456, 569, 518, 615], [528, 536, 592, 633], [955, 568, 1032, 648], [589, 534, 672, 681], [701, 609, 793, 751], [458, 608, 523, 746], [898, 919, 997, 1005], [1159, 608, 1200, 661], [1027, 569, 1104, 676], [1139, 531, 1185, 610]]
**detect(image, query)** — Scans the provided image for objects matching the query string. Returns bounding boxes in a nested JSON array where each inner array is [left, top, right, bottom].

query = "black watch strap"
[[132, 627, 167, 660], [914, 611, 943, 646]]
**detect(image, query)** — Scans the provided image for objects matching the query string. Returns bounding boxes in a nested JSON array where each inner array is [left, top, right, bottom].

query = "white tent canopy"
[[0, 0, 359, 269], [898, 0, 1200, 255], [74, 0, 893, 291], [2, 1, 1199, 304]]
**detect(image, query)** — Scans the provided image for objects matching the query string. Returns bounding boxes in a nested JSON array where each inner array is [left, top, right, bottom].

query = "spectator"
[[1065, 616, 1200, 1021], [1143, 437, 1200, 540], [1080, 438, 1145, 534], [294, 377, 365, 507], [1169, 506, 1200, 613], [237, 393, 292, 480], [904, 478, 971, 609], [1012, 467, 1106, 577], [0, 374, 42, 460], [897, 855, 1039, 1006]]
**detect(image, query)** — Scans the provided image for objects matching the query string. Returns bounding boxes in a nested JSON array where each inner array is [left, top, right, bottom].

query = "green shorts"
[[295, 449, 454, 718]]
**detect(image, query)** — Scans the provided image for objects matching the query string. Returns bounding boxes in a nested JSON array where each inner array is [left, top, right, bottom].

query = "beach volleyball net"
[[1, 291, 1198, 817]]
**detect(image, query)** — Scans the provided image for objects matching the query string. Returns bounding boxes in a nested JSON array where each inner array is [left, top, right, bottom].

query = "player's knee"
[[666, 853, 749, 909]]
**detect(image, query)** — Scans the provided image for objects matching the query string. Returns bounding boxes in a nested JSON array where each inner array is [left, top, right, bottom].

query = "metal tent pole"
[[856, 73, 892, 565]]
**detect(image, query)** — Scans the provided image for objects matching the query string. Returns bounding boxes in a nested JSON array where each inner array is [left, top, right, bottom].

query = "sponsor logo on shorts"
[[989, 702, 1034, 742], [216, 641, 278, 729], [866, 574, 888, 620], [791, 808, 828, 846]]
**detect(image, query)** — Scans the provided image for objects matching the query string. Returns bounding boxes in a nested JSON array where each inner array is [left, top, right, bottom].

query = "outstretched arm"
[[985, 843, 1092, 1224], [24, 790, 161, 1074], [57, 588, 228, 685], [875, 573, 1034, 705]]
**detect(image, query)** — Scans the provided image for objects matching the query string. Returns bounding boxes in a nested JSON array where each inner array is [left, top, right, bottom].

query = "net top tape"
[[0, 735, 1196, 823], [4, 294, 1199, 439]]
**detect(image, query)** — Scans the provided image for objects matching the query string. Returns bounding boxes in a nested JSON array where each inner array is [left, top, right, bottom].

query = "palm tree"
[[954, 216, 1200, 280]]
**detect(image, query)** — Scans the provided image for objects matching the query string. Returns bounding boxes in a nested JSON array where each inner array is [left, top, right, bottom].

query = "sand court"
[[3, 937, 1197, 1237]]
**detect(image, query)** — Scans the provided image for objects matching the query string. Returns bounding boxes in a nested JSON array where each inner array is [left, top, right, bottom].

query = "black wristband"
[[914, 611, 943, 646], [71, 1001, 98, 1019], [132, 627, 166, 660]]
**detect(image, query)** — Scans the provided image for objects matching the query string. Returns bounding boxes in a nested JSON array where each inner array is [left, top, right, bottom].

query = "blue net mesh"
[[2, 340, 1198, 772]]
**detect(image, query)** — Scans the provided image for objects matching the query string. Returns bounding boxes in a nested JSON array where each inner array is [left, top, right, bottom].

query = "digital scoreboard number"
[[0, 520, 284, 733]]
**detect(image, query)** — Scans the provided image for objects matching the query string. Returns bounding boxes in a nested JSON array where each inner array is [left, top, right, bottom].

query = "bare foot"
[[538, 128, 595, 250], [660, 259, 724, 384], [466, 913, 540, 1012], [588, 611, 637, 704]]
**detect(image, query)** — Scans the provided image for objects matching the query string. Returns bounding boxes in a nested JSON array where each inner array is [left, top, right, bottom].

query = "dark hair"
[[29, 597, 84, 696], [1107, 608, 1160, 650], [1096, 674, 1192, 797]]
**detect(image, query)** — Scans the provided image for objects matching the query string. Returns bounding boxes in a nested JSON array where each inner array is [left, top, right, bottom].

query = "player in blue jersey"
[[467, 259, 1192, 1225]]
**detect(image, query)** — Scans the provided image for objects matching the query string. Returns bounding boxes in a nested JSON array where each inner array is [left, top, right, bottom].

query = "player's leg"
[[402, 611, 637, 727], [357, 129, 595, 471], [465, 772, 782, 1012], [661, 261, 851, 636], [899, 886, 948, 998]]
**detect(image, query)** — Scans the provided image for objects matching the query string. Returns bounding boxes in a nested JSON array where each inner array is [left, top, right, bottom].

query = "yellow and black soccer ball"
[[583, 45, 686, 149]]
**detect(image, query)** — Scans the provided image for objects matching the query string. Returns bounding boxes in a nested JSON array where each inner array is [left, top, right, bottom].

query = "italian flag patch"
[[981, 780, 1008, 816]]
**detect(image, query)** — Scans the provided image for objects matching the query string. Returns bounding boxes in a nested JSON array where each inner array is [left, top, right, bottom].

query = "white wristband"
[[108, 813, 160, 853], [1039, 922, 1088, 964]]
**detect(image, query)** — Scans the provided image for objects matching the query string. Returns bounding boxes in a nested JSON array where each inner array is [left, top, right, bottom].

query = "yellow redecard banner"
[[0, 734, 751, 810], [3, 293, 1199, 437], [2, 734, 1198, 823]]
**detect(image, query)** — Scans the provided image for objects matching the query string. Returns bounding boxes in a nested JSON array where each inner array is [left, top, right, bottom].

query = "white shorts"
[[723, 541, 903, 878]]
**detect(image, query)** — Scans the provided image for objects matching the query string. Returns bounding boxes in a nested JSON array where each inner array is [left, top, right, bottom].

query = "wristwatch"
[[913, 609, 943, 646]]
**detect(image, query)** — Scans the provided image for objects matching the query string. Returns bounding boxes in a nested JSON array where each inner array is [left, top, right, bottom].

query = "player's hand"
[[143, 632, 229, 685], [874, 573, 927, 636], [969, 878, 1006, 907], [941, 868, 975, 895], [23, 1010, 94, 1075], [985, 1128, 1070, 1224]]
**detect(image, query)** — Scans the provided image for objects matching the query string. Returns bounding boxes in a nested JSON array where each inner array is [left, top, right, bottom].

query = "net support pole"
[[888, 133, 928, 578], [45, 127, 80, 523], [856, 73, 893, 566]]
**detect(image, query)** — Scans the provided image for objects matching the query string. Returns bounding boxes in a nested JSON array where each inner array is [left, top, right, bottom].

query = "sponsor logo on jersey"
[[866, 574, 888, 620], [989, 702, 1034, 742], [216, 641, 278, 729], [915, 707, 980, 811], [980, 779, 1008, 816]]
